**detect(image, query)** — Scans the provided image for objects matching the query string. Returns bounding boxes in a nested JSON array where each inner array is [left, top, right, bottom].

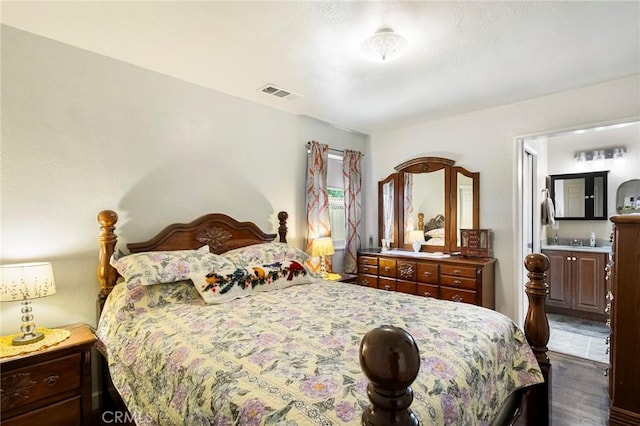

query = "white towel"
[[541, 189, 555, 225]]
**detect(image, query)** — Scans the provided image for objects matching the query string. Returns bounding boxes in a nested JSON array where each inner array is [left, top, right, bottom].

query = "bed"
[[95, 209, 552, 425]]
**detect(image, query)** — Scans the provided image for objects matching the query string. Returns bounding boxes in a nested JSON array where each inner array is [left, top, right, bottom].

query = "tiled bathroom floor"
[[548, 313, 610, 364]]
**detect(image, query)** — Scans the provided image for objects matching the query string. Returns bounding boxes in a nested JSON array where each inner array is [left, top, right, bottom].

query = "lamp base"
[[12, 331, 45, 346]]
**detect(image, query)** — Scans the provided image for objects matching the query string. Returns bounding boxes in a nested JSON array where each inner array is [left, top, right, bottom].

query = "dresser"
[[608, 215, 640, 425], [355, 250, 496, 308], [0, 323, 96, 426]]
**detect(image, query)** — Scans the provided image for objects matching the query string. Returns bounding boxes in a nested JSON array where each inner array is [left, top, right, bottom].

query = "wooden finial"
[[359, 325, 420, 426], [277, 211, 288, 243]]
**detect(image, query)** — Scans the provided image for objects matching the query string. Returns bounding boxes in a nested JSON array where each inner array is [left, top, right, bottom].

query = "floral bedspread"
[[97, 280, 543, 425]]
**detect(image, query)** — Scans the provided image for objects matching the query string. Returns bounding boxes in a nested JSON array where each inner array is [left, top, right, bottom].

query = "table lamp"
[[310, 237, 335, 279], [0, 262, 56, 345], [408, 230, 425, 252]]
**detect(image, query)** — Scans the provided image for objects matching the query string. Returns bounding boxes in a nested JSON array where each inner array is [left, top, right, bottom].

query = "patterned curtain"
[[404, 172, 414, 241], [305, 141, 331, 273], [342, 149, 363, 274]]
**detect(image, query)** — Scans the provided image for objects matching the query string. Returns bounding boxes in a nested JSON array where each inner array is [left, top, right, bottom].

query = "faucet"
[[553, 233, 559, 245], [571, 239, 583, 247]]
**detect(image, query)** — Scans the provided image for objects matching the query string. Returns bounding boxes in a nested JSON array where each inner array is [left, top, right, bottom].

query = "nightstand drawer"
[[2, 396, 81, 426], [441, 265, 477, 279], [1, 353, 81, 411]]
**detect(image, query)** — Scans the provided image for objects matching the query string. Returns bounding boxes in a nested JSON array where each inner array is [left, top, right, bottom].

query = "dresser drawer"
[[358, 256, 379, 266], [378, 277, 397, 291], [358, 264, 378, 275], [441, 265, 477, 279], [379, 258, 397, 277], [396, 280, 417, 295], [416, 263, 439, 284], [355, 274, 378, 288], [417, 283, 439, 298], [440, 287, 477, 304], [1, 353, 81, 411], [2, 396, 81, 426], [440, 275, 478, 291], [397, 261, 417, 281]]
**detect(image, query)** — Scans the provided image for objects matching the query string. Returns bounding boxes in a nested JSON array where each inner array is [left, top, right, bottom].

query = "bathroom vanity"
[[541, 245, 610, 322]]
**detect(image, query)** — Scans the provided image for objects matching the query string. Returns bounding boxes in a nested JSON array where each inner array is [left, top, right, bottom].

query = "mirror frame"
[[378, 173, 400, 248], [452, 166, 480, 249], [377, 157, 480, 253]]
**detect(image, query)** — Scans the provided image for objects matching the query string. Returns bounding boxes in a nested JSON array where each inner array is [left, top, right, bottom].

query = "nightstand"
[[0, 323, 96, 426]]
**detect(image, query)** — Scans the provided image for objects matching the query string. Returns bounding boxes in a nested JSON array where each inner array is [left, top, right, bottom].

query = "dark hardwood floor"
[[516, 350, 609, 426]]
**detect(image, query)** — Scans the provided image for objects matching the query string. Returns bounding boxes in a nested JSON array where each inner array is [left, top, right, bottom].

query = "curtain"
[[404, 172, 415, 241], [342, 149, 363, 274], [305, 141, 331, 273]]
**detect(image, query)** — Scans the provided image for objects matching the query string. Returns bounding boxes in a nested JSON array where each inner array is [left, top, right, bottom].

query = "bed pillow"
[[222, 242, 309, 268], [111, 247, 234, 287], [425, 228, 445, 239], [190, 259, 316, 304], [425, 237, 445, 246]]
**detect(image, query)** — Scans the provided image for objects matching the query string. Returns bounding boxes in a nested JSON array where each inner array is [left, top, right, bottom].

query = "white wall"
[[0, 25, 367, 334], [366, 75, 640, 320]]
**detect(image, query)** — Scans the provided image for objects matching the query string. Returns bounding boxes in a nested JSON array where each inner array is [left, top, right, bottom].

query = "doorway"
[[515, 118, 639, 363]]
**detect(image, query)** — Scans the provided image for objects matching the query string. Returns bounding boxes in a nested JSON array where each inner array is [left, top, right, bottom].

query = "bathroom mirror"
[[549, 171, 609, 220]]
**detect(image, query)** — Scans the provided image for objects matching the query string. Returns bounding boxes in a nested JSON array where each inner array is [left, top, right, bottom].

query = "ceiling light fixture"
[[361, 28, 408, 62]]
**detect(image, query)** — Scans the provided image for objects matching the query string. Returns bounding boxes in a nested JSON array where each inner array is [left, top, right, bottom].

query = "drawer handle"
[[423, 291, 431, 298], [604, 368, 609, 377], [606, 347, 610, 354], [423, 272, 431, 277], [362, 280, 369, 286], [606, 319, 611, 328], [605, 304, 611, 314], [606, 336, 610, 345], [453, 269, 461, 275], [566, 256, 571, 261], [384, 285, 391, 291], [43, 375, 59, 386], [452, 295, 462, 302], [384, 266, 391, 272], [453, 279, 461, 286]]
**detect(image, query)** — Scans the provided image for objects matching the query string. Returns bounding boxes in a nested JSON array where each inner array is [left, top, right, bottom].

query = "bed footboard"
[[358, 253, 551, 426]]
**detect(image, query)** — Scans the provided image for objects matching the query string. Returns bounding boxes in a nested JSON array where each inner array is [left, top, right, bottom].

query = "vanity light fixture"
[[361, 28, 408, 62], [574, 147, 626, 162]]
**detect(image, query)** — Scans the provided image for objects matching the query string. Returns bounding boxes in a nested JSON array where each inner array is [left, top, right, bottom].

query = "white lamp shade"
[[310, 237, 335, 257], [0, 262, 56, 301], [408, 230, 426, 243]]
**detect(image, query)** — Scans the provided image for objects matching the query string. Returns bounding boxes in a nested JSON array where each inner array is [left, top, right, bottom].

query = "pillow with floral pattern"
[[111, 247, 235, 287], [221, 243, 309, 268], [191, 259, 316, 304]]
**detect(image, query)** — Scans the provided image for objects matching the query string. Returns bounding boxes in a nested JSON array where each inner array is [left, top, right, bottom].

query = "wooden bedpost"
[[523, 252, 551, 426], [359, 325, 420, 426], [277, 211, 288, 243], [97, 210, 119, 314]]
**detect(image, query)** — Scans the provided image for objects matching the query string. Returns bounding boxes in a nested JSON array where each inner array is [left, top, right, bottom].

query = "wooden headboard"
[[96, 209, 289, 309]]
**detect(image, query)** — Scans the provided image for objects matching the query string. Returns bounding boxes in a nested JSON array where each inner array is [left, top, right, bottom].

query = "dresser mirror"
[[378, 157, 479, 253]]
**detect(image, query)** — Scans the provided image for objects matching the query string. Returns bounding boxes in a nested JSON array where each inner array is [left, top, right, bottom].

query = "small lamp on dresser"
[[0, 262, 56, 345], [408, 230, 425, 252], [311, 237, 335, 279]]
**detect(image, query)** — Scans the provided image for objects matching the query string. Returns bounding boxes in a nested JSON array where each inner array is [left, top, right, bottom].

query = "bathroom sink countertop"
[[541, 244, 612, 253]]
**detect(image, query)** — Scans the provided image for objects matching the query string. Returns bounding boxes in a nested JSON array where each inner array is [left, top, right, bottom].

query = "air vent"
[[258, 84, 301, 101]]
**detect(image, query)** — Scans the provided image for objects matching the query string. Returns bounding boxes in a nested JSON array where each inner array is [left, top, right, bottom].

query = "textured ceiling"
[[2, 1, 639, 133]]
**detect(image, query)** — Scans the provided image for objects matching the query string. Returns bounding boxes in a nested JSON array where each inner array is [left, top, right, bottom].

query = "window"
[[327, 154, 345, 249]]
